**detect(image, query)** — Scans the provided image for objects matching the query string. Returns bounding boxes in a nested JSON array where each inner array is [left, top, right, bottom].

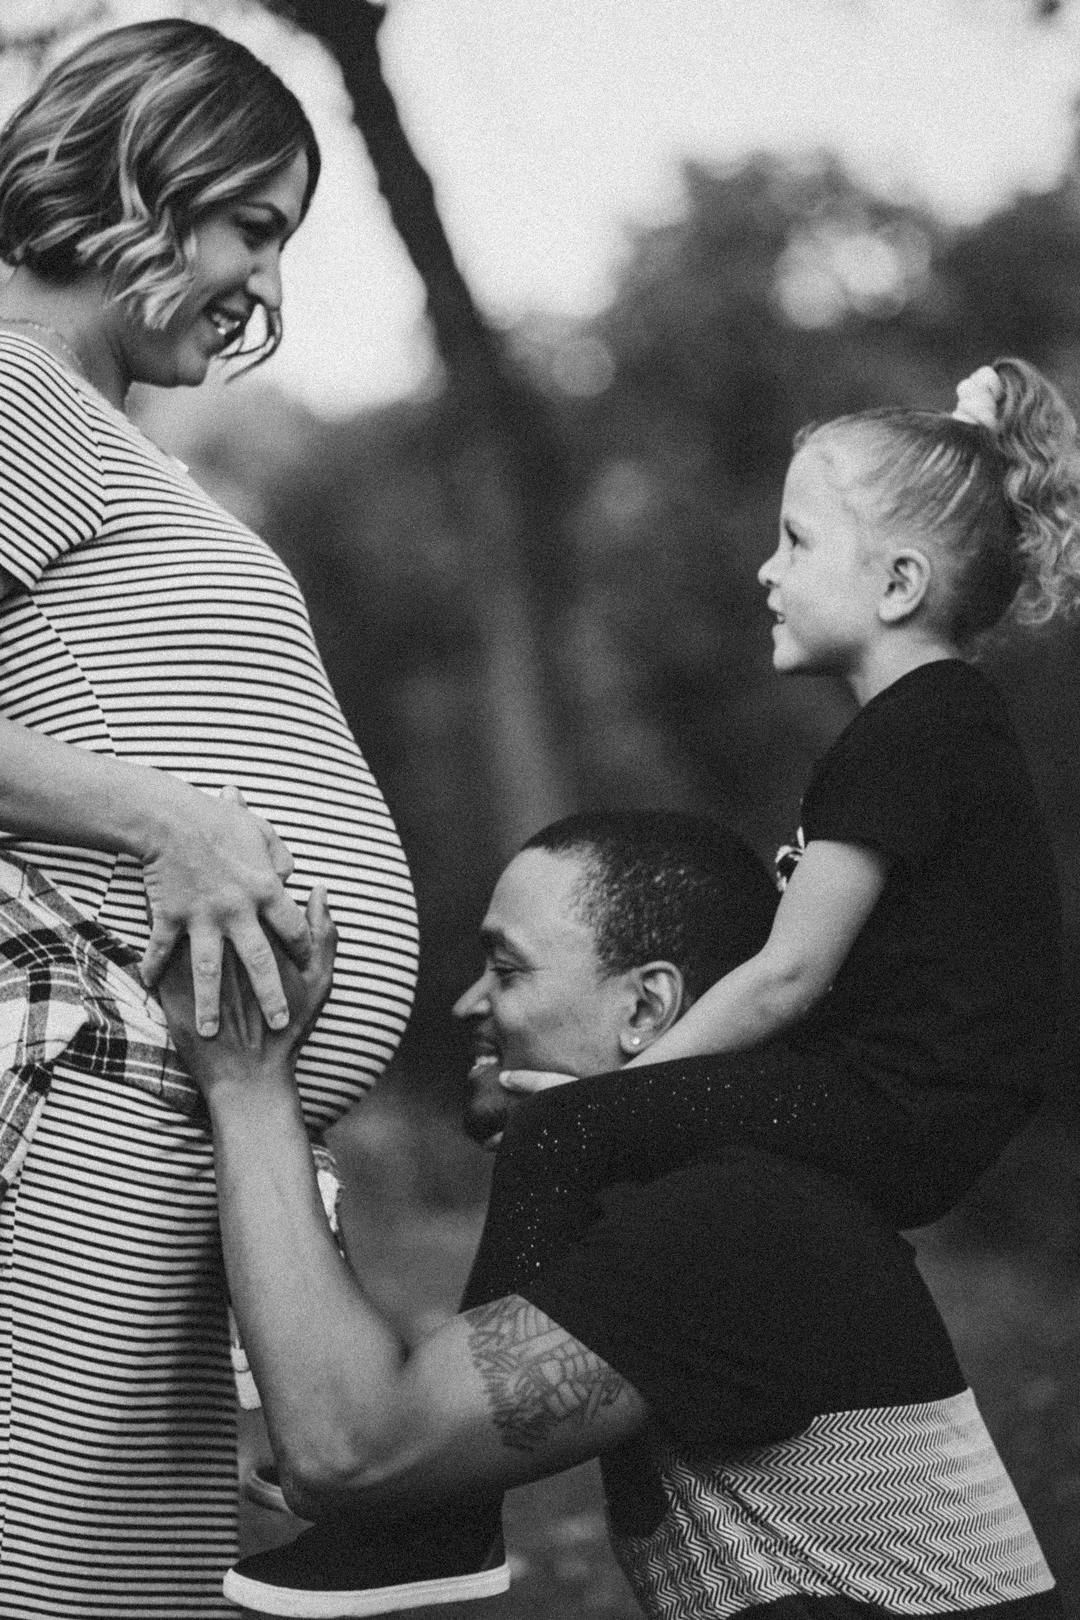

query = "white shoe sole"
[[223, 1559, 510, 1617]]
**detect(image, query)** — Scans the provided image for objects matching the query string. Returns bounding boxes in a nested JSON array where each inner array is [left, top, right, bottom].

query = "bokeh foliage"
[[172, 149, 1080, 1605], [188, 148, 1080, 1109]]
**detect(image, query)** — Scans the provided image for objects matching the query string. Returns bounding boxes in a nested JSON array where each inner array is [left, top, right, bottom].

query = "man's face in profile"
[[453, 847, 633, 1146]]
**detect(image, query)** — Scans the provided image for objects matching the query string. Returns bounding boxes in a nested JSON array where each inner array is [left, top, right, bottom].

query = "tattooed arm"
[[464, 1296, 640, 1458], [160, 930, 648, 1519], [294, 1288, 644, 1518], [214, 1079, 644, 1520]]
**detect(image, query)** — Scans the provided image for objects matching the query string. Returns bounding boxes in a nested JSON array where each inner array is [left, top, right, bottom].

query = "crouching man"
[[160, 812, 1062, 1620]]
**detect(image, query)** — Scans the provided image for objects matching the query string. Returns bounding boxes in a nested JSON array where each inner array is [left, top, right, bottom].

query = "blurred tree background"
[[191, 134, 1080, 1133], [4, 0, 1080, 1611]]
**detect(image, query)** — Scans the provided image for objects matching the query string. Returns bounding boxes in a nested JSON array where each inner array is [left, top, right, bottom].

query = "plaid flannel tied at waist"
[[0, 854, 195, 1194], [0, 854, 344, 1409]]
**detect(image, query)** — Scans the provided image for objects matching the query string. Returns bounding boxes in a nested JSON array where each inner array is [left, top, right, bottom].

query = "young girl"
[[464, 356, 1080, 1311]]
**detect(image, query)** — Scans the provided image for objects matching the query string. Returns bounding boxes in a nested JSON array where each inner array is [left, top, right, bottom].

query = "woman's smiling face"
[[113, 148, 309, 390]]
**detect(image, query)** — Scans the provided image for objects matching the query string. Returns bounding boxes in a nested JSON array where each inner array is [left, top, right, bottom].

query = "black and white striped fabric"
[[0, 333, 419, 1616], [612, 1390, 1057, 1620]]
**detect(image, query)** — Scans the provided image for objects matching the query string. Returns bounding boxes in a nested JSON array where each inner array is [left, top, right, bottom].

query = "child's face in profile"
[[758, 438, 889, 685]]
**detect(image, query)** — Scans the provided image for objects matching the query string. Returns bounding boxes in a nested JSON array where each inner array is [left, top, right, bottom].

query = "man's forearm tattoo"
[[466, 1296, 627, 1452]]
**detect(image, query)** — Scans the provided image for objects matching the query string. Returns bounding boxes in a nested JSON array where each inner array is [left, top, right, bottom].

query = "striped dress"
[[0, 333, 419, 1617]]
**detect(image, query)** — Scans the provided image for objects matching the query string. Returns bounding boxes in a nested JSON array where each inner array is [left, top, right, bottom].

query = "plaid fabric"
[[0, 853, 194, 1194], [0, 852, 347, 1411]]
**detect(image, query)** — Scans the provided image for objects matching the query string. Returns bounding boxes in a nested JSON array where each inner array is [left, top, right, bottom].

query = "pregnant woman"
[[0, 20, 418, 1616]]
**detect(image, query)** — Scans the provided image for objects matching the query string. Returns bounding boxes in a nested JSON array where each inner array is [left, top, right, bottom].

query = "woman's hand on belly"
[[0, 722, 312, 1038], [138, 783, 313, 1037]]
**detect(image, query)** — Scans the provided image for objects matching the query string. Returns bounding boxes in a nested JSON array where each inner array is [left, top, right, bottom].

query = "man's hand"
[[159, 885, 336, 1101]]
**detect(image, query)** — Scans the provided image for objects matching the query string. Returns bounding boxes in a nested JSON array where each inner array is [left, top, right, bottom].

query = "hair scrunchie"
[[951, 364, 1004, 430]]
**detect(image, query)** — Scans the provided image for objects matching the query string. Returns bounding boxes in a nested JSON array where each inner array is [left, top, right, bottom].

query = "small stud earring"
[[629, 1034, 641, 1047]]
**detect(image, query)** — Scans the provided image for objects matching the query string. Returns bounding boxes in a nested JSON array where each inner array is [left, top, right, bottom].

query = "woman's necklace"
[[1, 317, 90, 382], [0, 316, 170, 458]]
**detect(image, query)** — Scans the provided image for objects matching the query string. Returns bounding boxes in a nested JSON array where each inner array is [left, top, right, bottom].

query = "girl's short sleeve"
[[0, 341, 104, 588]]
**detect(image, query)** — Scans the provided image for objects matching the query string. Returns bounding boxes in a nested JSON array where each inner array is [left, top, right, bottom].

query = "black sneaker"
[[223, 1510, 509, 1617]]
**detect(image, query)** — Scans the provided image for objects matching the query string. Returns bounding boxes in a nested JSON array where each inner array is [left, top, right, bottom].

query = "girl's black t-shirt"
[[794, 658, 1063, 1096]]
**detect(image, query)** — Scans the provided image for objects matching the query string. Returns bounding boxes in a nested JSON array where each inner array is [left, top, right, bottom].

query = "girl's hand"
[[139, 785, 312, 1037], [498, 1068, 580, 1096], [463, 1068, 579, 1152], [159, 886, 337, 1102]]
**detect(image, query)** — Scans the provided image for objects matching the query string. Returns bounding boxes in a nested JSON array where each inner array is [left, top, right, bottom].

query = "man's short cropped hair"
[[522, 811, 777, 1003]]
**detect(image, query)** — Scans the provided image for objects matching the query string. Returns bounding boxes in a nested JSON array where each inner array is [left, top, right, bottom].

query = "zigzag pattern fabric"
[[611, 1389, 1056, 1620]]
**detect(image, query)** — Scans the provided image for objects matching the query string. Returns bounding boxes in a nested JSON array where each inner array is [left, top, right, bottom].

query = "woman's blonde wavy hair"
[[800, 359, 1080, 643], [0, 19, 321, 366]]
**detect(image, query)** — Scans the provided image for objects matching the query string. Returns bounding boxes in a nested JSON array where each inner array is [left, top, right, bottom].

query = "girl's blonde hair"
[[803, 359, 1080, 643], [0, 19, 321, 365]]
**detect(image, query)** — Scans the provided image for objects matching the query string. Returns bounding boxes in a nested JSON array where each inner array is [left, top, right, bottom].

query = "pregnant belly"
[[4, 778, 419, 1131]]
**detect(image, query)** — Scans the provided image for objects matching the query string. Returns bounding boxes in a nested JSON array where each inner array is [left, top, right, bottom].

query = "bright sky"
[[6, 0, 1080, 415]]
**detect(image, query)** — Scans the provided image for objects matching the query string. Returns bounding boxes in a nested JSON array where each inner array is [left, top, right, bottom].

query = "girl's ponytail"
[[992, 358, 1080, 626]]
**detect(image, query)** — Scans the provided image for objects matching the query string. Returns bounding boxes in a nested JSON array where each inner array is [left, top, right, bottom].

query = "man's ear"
[[618, 961, 685, 1058], [879, 548, 931, 624]]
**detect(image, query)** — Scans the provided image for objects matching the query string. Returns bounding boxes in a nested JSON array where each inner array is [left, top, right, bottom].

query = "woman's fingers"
[[187, 927, 225, 1037], [264, 824, 295, 881], [227, 921, 290, 1032], [144, 902, 297, 1036], [221, 784, 308, 962], [139, 914, 183, 990]]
